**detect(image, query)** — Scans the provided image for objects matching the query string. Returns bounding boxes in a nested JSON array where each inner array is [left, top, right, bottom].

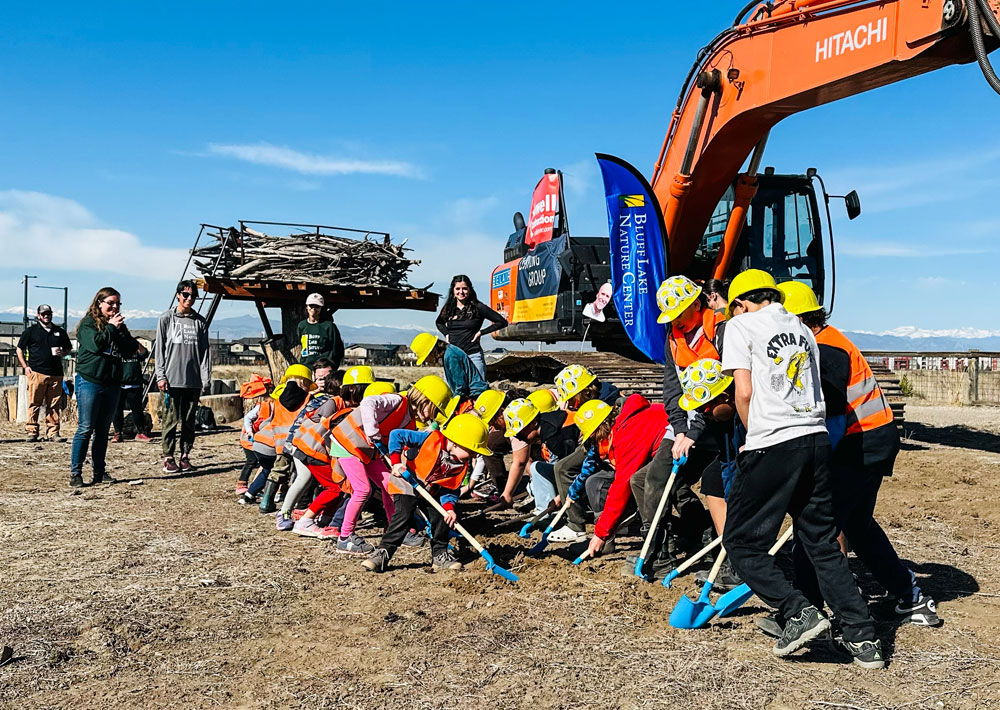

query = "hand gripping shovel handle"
[[635, 456, 686, 578], [527, 497, 573, 554], [715, 524, 794, 618], [574, 511, 638, 565], [392, 462, 519, 582], [518, 499, 560, 538], [662, 534, 723, 588]]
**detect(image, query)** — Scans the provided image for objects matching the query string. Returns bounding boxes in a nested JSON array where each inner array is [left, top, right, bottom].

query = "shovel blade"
[[518, 523, 534, 538], [527, 534, 549, 555], [661, 569, 680, 589], [669, 594, 707, 629], [479, 550, 519, 583], [715, 583, 754, 618], [633, 557, 647, 579]]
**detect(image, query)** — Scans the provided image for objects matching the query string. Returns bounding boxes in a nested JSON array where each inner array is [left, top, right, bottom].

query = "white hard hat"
[[306, 293, 325, 307]]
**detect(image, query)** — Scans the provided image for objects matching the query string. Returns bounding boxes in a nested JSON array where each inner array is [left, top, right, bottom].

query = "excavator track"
[[488, 351, 904, 426]]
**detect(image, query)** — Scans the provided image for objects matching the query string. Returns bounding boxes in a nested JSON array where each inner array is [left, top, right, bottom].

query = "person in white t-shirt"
[[720, 269, 883, 670]]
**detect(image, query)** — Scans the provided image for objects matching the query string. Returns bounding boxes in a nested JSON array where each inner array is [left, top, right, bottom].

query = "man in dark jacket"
[[16, 304, 72, 441]]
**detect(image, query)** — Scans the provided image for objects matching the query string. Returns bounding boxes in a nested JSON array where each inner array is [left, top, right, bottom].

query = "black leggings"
[[239, 448, 259, 483], [380, 491, 451, 559]]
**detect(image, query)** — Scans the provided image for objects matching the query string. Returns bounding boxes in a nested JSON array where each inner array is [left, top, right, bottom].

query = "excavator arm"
[[651, 0, 1000, 276]]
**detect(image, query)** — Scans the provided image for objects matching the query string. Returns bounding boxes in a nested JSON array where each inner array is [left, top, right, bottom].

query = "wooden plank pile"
[[191, 226, 420, 287]]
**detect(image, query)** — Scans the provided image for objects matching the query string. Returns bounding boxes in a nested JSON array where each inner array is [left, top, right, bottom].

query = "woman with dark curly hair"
[[434, 275, 507, 380], [71, 287, 140, 488]]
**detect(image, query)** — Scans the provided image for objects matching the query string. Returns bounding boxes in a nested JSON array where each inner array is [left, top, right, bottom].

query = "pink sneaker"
[[293, 518, 323, 539], [135, 433, 151, 442], [291, 509, 308, 522], [235, 483, 249, 495], [318, 526, 340, 540]]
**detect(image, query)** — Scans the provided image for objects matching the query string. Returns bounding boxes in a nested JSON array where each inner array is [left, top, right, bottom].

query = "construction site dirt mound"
[[2, 404, 999, 709]]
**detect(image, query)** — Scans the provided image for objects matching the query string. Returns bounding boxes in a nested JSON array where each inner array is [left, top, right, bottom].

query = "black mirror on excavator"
[[845, 190, 861, 220]]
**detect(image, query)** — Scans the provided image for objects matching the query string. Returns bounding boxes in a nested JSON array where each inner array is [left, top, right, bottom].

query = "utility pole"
[[36, 285, 69, 328], [21, 275, 37, 328]]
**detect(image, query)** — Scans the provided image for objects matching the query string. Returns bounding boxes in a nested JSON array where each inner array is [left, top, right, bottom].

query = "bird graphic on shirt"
[[784, 351, 809, 392]]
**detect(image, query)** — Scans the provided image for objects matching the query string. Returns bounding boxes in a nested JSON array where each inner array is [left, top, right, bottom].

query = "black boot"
[[70, 474, 84, 488], [695, 556, 743, 592], [258, 480, 278, 514]]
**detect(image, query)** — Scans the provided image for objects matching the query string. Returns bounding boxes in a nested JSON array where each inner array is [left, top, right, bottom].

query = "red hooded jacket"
[[594, 393, 669, 539]]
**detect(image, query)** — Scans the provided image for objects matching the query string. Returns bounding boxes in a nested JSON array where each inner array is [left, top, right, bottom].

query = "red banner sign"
[[525, 172, 560, 249]]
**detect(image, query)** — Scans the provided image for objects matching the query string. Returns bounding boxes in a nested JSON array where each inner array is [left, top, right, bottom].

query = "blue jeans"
[[528, 461, 558, 514], [71, 375, 121, 479], [467, 351, 487, 381]]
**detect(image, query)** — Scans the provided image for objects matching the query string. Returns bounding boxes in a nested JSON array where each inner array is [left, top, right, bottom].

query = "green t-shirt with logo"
[[296, 319, 344, 369]]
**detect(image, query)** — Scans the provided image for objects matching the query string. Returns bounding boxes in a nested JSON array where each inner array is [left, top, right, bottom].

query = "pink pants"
[[337, 456, 394, 536]]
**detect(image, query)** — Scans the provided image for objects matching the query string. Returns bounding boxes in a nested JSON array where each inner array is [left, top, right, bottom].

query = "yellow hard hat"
[[441, 413, 493, 456], [503, 398, 539, 438], [727, 269, 780, 318], [409, 374, 452, 414], [554, 364, 597, 403], [777, 281, 822, 316], [656, 275, 702, 324], [679, 358, 733, 411], [410, 332, 441, 365], [343, 366, 375, 386], [363, 381, 396, 398], [527, 388, 559, 413], [436, 394, 461, 426], [574, 399, 613, 441], [270, 382, 286, 400], [474, 390, 507, 424], [281, 363, 316, 391]]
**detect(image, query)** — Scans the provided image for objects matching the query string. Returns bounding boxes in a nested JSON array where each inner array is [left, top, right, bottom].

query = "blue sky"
[[2, 2, 998, 336]]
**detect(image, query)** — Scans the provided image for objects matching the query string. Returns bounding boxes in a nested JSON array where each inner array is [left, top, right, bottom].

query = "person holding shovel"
[[721, 269, 884, 669], [778, 280, 940, 629], [362, 413, 492, 573]]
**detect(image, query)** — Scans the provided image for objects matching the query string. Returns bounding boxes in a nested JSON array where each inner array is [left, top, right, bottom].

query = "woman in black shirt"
[[434, 274, 507, 379]]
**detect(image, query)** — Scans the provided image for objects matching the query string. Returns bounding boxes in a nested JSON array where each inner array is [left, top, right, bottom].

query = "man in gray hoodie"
[[154, 280, 211, 473]]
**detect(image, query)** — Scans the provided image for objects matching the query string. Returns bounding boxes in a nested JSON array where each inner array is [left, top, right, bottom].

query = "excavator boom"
[[653, 0, 1000, 274]]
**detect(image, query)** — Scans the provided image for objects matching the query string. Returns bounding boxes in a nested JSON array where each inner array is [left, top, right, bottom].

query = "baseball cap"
[[306, 293, 325, 307], [37, 304, 53, 315]]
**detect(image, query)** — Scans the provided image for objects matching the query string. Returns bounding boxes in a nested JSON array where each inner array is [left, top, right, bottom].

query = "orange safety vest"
[[257, 397, 311, 456], [388, 430, 468, 496], [291, 403, 354, 465], [247, 400, 275, 452], [816, 325, 895, 436], [331, 395, 413, 464], [669, 309, 723, 368]]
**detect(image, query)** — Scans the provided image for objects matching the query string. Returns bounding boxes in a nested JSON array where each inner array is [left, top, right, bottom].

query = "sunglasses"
[[178, 292, 196, 300], [102, 300, 121, 307], [38, 312, 52, 316]]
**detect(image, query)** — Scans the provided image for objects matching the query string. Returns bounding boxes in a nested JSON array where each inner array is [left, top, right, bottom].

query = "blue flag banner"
[[596, 153, 668, 363]]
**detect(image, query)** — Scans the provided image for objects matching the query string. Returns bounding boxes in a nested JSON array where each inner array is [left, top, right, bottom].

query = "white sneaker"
[[293, 518, 323, 539], [547, 525, 587, 543]]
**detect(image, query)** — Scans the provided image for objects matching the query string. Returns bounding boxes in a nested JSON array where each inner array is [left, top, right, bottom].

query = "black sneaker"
[[69, 475, 84, 488], [362, 548, 390, 573], [91, 473, 116, 485], [756, 613, 784, 639], [773, 605, 832, 657], [836, 637, 886, 669], [432, 549, 462, 571], [695, 558, 743, 592], [895, 594, 942, 627]]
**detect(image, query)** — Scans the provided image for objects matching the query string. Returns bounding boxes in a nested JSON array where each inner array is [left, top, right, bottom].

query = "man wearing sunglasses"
[[154, 280, 211, 473], [16, 304, 73, 442]]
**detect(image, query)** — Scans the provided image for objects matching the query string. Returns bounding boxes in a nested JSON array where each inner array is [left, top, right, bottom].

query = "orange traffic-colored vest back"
[[291, 403, 354, 465], [258, 397, 311, 456], [816, 325, 894, 436], [387, 430, 469, 496], [331, 396, 412, 464], [669, 309, 723, 368], [248, 400, 276, 452]]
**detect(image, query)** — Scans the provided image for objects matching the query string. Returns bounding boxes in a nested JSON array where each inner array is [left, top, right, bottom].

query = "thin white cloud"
[[206, 142, 424, 179], [837, 240, 988, 257], [0, 191, 188, 280]]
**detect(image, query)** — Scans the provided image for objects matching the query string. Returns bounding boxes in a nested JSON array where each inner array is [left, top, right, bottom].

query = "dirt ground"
[[2, 404, 999, 710]]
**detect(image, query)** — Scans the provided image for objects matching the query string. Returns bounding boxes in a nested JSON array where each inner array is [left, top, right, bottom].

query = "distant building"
[[343, 343, 411, 366]]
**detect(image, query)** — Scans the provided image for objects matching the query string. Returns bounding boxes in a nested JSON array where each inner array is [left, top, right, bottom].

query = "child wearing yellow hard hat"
[[362, 413, 493, 573]]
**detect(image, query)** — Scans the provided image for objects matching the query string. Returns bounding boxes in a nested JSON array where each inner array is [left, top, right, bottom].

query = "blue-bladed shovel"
[[661, 534, 722, 588], [398, 469, 519, 583], [519, 499, 560, 538], [669, 547, 727, 629], [634, 456, 686, 579], [527, 497, 573, 555]]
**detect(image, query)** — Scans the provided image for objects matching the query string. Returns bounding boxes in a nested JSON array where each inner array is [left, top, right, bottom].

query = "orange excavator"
[[493, 0, 1000, 355]]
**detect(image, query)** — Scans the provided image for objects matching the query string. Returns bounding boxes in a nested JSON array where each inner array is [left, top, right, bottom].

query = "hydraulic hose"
[[968, 0, 1000, 95]]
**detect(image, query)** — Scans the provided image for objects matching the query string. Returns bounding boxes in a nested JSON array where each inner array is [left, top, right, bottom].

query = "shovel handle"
[[769, 524, 794, 555], [573, 549, 594, 565], [674, 535, 723, 575], [541, 497, 573, 534], [405, 471, 486, 553], [637, 471, 677, 563], [704, 546, 728, 586]]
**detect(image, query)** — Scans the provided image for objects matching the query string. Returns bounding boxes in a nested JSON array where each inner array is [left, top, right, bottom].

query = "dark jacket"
[[662, 320, 726, 442], [75, 315, 140, 386], [436, 301, 507, 356]]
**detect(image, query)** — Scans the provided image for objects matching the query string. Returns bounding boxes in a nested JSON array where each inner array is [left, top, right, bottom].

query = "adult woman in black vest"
[[434, 275, 507, 380]]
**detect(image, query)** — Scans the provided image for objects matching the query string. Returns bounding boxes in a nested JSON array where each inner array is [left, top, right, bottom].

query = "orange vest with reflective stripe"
[[816, 326, 895, 436], [388, 430, 469, 496], [331, 396, 412, 464], [669, 309, 723, 368], [258, 397, 311, 456], [247, 400, 275, 451], [291, 403, 354, 464]]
